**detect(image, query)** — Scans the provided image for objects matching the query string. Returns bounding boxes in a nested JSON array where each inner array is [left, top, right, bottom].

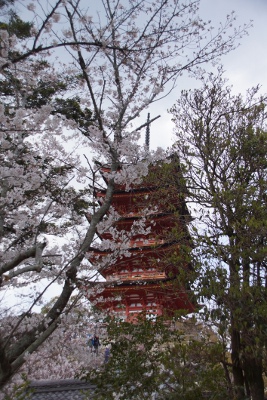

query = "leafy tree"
[[0, 0, 249, 390], [171, 69, 267, 400], [87, 316, 228, 400]]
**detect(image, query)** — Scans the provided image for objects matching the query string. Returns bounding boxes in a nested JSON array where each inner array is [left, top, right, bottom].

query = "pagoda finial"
[[145, 113, 150, 149]]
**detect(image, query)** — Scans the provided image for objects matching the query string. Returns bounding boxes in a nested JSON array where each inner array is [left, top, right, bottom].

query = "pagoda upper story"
[[88, 156, 195, 322]]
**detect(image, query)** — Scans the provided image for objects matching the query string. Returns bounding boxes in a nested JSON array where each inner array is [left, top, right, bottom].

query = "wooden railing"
[[106, 272, 166, 281]]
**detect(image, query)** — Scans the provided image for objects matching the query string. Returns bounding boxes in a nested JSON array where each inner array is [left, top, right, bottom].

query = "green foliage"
[[25, 80, 67, 108], [86, 317, 228, 400], [0, 11, 32, 39], [21, 75, 94, 131], [0, 46, 94, 133], [53, 97, 94, 129]]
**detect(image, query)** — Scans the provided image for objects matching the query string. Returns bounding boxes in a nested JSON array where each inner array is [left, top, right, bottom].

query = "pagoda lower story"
[[96, 281, 194, 323], [88, 158, 195, 322]]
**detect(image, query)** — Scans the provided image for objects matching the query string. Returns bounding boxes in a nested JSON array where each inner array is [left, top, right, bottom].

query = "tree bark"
[[243, 356, 264, 400], [231, 326, 245, 400]]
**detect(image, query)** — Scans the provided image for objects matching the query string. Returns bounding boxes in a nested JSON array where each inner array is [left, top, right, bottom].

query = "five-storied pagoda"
[[88, 155, 195, 322]]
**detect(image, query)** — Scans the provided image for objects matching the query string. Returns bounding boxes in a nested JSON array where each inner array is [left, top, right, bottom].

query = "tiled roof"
[[27, 379, 96, 400]]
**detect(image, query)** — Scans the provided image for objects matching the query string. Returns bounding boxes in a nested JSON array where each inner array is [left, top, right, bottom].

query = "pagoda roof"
[[98, 165, 163, 192], [25, 379, 96, 399], [88, 276, 192, 295], [102, 211, 182, 224], [112, 278, 166, 285], [96, 185, 159, 196], [88, 238, 179, 253], [87, 240, 181, 265]]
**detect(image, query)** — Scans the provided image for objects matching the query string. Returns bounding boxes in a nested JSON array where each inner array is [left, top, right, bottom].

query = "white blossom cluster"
[[0, 303, 107, 399]]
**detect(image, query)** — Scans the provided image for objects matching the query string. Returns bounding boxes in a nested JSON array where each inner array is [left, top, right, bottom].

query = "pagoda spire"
[[135, 113, 160, 149]]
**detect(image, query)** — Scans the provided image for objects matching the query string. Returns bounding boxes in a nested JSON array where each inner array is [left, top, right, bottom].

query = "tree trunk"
[[243, 356, 264, 400], [231, 327, 245, 400]]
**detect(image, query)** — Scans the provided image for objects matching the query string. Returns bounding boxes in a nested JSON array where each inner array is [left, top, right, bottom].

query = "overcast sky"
[[17, 0, 266, 150], [148, 0, 267, 149]]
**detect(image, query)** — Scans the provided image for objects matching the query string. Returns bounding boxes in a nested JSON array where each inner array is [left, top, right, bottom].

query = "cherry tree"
[[0, 297, 109, 399], [0, 0, 249, 389]]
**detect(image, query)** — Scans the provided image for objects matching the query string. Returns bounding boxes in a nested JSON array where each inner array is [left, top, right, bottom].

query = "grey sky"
[[200, 0, 267, 92], [16, 0, 267, 148], [148, 0, 267, 149]]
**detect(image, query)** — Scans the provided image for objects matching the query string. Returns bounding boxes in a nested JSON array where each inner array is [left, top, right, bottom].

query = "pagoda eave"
[[87, 241, 181, 262]]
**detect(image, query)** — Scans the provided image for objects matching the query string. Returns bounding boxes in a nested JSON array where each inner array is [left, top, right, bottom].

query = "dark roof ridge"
[[28, 378, 95, 392]]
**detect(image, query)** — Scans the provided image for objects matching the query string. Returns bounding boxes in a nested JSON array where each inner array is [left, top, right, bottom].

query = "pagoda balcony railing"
[[121, 210, 159, 218], [128, 238, 165, 247], [106, 272, 166, 281]]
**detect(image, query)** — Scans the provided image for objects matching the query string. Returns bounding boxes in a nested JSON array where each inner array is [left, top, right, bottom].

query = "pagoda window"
[[129, 295, 139, 300], [129, 302, 142, 307]]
